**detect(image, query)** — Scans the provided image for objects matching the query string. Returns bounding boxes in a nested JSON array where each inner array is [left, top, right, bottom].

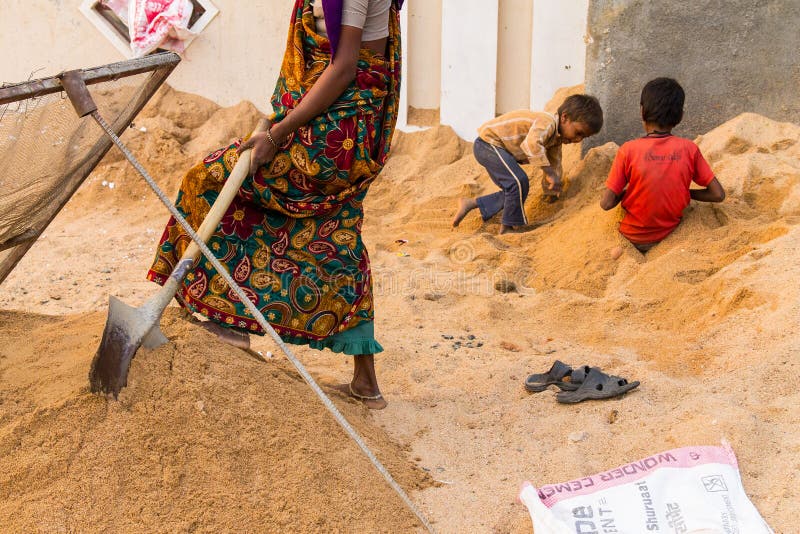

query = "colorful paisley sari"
[[146, 0, 402, 354]]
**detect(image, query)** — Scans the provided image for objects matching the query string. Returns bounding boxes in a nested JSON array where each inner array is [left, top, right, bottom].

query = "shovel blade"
[[89, 295, 162, 398], [142, 325, 169, 349]]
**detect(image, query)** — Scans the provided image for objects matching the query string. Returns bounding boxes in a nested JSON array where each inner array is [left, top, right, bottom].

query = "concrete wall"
[[585, 0, 800, 149], [1, 0, 288, 114]]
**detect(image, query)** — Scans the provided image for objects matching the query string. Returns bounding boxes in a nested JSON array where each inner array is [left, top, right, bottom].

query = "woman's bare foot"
[[334, 354, 387, 409], [198, 320, 251, 350], [348, 382, 388, 410], [452, 197, 478, 227]]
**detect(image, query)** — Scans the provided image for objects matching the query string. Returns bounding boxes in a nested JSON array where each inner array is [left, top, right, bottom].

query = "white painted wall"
[[397, 7, 410, 129], [496, 0, 533, 114], [530, 0, 589, 110], [440, 0, 499, 140], [0, 0, 590, 139], [406, 0, 442, 110], [1, 0, 287, 114]]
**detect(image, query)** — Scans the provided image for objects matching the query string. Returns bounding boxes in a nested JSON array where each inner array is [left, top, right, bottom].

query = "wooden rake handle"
[[178, 119, 269, 265]]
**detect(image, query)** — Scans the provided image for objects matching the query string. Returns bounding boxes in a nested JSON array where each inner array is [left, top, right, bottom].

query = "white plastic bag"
[[519, 442, 773, 534]]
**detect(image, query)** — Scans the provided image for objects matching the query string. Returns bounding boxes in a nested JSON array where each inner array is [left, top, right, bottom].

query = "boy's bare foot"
[[452, 197, 478, 227], [199, 320, 251, 350], [610, 245, 623, 260], [499, 224, 522, 235]]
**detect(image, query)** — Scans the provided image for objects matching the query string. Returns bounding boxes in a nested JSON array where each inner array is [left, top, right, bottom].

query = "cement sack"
[[519, 442, 772, 534]]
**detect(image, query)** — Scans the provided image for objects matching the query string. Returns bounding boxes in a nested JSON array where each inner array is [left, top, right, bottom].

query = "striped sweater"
[[477, 110, 563, 171]]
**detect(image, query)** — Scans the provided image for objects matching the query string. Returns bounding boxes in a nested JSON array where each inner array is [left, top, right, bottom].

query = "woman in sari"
[[147, 0, 404, 409]]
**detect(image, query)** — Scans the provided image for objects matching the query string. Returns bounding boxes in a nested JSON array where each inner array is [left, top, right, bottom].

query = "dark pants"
[[473, 138, 529, 226], [632, 241, 658, 253]]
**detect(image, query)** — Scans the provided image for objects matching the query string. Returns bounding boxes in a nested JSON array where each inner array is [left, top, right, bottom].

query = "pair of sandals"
[[524, 360, 639, 403]]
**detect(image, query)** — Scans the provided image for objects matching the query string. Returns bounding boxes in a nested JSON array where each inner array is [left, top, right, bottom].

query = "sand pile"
[[1, 84, 798, 532], [75, 85, 263, 211], [381, 109, 800, 322], [0, 308, 426, 532], [0, 87, 427, 532], [367, 111, 799, 530]]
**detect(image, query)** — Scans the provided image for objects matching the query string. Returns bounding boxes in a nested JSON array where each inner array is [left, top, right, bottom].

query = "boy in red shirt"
[[600, 78, 725, 253]]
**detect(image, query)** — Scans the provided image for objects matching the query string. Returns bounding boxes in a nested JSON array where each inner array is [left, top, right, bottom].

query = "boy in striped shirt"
[[452, 95, 603, 234]]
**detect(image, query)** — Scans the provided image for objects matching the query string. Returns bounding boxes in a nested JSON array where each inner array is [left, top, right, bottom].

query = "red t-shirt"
[[606, 135, 716, 244]]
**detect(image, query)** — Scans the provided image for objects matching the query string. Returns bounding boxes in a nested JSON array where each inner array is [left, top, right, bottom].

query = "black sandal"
[[524, 361, 589, 393], [556, 367, 639, 404]]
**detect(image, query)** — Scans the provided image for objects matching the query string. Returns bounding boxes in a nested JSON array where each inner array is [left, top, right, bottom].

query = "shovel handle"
[[173, 119, 269, 277]]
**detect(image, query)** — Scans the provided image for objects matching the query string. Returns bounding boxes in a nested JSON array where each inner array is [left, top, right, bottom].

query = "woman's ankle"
[[352, 354, 380, 395]]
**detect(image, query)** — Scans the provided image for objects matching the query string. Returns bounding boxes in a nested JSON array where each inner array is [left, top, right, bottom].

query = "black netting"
[[0, 53, 179, 284]]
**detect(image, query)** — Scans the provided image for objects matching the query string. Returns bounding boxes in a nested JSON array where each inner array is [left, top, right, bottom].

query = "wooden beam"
[[0, 52, 180, 106]]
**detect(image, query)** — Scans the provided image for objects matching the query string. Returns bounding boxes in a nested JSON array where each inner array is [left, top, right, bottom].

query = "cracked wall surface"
[[584, 0, 800, 148]]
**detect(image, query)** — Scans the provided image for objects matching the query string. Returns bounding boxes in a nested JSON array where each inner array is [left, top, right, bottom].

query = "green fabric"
[[283, 320, 383, 355]]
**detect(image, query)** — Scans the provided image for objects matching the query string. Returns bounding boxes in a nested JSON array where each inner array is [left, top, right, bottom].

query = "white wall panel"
[[397, 6, 410, 129], [496, 0, 533, 114], [407, 0, 443, 110], [440, 0, 499, 140], [530, 0, 588, 109]]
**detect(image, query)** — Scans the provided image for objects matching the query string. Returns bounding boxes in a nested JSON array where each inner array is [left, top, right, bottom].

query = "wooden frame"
[[0, 52, 180, 285]]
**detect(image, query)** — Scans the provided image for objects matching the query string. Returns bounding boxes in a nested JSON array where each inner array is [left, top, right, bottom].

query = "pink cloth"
[[102, 0, 196, 57], [102, 0, 130, 18]]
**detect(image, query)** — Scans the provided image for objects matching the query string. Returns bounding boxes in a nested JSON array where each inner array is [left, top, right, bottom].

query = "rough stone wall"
[[584, 0, 800, 149]]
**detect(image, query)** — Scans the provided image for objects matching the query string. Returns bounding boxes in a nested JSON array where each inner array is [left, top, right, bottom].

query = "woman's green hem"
[[280, 321, 383, 355]]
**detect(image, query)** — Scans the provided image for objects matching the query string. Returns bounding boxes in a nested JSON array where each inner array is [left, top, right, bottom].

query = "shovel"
[[58, 72, 436, 532], [60, 70, 266, 397]]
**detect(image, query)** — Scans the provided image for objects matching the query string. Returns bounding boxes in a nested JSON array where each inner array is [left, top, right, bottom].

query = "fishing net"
[[0, 52, 179, 285]]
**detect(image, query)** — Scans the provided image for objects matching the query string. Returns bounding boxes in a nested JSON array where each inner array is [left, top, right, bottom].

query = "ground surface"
[[1, 86, 798, 532]]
